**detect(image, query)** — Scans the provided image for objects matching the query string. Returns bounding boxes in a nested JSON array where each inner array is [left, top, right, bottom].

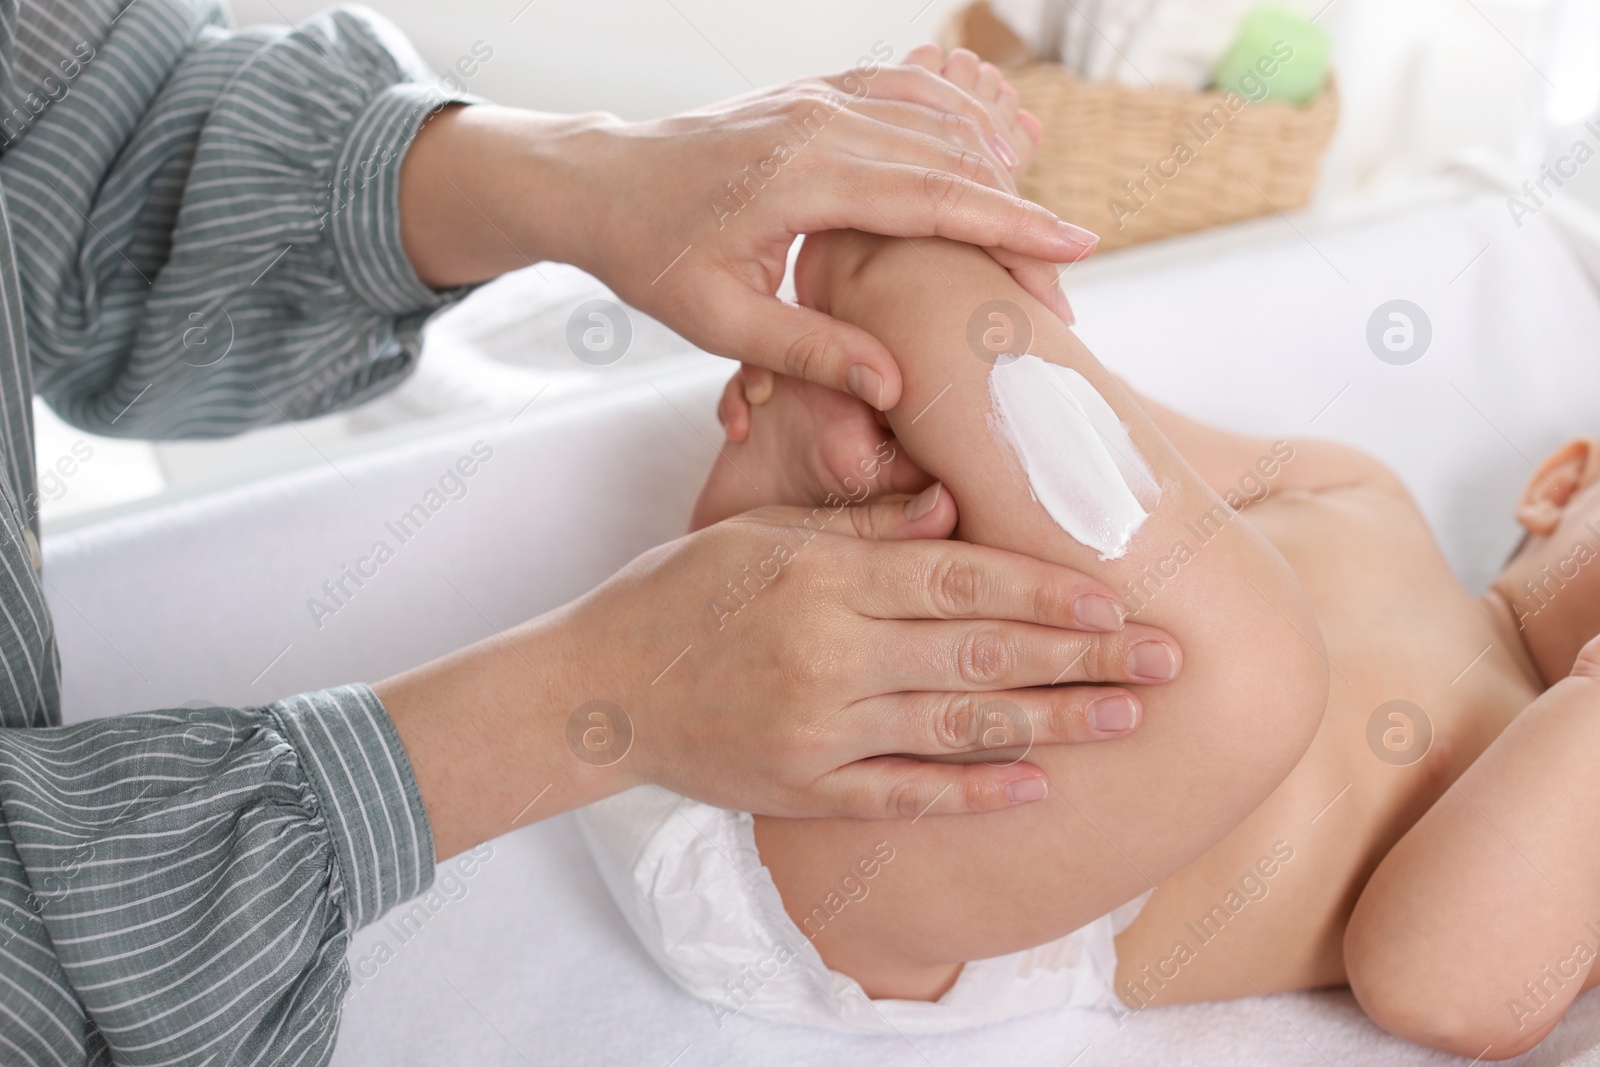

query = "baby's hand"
[[690, 365, 933, 530]]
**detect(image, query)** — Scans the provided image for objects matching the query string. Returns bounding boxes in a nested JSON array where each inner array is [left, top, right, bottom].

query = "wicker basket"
[[941, 2, 1340, 251]]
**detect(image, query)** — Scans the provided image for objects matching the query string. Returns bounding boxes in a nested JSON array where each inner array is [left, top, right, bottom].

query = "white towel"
[[987, 0, 1320, 89]]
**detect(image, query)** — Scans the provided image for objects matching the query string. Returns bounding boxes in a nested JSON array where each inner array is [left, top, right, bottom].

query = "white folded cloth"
[[986, 0, 1319, 89]]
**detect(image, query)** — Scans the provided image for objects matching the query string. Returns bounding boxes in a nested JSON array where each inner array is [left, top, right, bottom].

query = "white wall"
[[226, 0, 974, 119], [226, 0, 1596, 196]]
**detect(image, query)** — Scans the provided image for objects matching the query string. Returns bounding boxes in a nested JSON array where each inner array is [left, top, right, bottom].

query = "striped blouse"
[[0, 1, 461, 1062]]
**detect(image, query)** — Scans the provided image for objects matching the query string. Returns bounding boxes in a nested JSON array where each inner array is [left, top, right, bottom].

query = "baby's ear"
[[1516, 437, 1600, 535]]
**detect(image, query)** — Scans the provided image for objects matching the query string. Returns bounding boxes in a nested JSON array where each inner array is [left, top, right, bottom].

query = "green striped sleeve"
[[0, 684, 434, 1065], [0, 1, 461, 1063], [3, 1, 473, 437]]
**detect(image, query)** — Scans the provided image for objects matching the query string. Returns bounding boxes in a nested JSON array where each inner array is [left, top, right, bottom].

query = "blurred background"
[[45, 0, 1600, 527], [225, 0, 1599, 199]]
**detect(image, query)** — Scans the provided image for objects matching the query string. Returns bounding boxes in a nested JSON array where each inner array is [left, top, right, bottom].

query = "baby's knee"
[[1346, 918, 1560, 1059], [1352, 980, 1558, 1059]]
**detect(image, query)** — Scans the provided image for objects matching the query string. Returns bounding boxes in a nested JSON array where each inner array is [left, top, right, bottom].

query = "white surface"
[[40, 189, 1600, 1063], [31, 403, 164, 522], [332, 817, 1600, 1067]]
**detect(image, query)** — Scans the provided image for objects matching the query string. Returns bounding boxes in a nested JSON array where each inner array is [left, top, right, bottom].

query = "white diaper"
[[577, 786, 1150, 1035]]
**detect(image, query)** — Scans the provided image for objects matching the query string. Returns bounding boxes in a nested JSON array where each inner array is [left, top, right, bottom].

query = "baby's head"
[[1494, 436, 1600, 684]]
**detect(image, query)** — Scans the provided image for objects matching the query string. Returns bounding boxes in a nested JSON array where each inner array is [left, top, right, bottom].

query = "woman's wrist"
[[399, 103, 625, 289], [375, 609, 635, 860]]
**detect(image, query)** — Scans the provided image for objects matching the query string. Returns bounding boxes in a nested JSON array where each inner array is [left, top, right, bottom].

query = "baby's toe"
[[903, 42, 943, 72], [1016, 107, 1044, 147], [994, 78, 1020, 123], [995, 82, 1026, 157], [941, 47, 981, 91], [975, 61, 1004, 104]]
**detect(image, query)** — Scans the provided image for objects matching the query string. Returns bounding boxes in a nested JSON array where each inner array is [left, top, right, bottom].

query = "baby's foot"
[[689, 366, 933, 531], [902, 43, 1042, 183]]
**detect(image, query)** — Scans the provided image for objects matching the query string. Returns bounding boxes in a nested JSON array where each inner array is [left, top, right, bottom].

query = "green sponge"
[[1211, 7, 1329, 106]]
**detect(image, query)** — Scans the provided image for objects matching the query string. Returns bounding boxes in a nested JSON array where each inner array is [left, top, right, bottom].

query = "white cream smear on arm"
[[987, 354, 1159, 560]]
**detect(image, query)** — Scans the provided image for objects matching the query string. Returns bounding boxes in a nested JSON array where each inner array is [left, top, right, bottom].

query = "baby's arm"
[[1346, 636, 1600, 1059], [692, 327, 1402, 535], [753, 231, 1333, 998]]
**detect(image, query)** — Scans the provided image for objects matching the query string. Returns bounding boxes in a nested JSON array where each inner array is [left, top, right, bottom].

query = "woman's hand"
[[400, 58, 1094, 410], [378, 488, 1181, 859]]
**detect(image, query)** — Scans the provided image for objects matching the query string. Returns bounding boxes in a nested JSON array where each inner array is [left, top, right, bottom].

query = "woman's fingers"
[[867, 618, 1181, 692], [823, 64, 1006, 154], [577, 58, 1084, 393], [809, 513, 1125, 630], [810, 755, 1050, 818], [762, 481, 959, 541], [576, 490, 1175, 819], [771, 498, 1182, 686], [713, 276, 904, 410], [840, 100, 1014, 189], [985, 245, 1078, 324], [829, 109, 1014, 195], [855, 685, 1143, 757], [802, 160, 1098, 265]]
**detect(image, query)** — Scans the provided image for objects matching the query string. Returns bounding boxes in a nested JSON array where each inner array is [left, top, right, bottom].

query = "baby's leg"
[[1346, 642, 1600, 1059], [753, 229, 1331, 999]]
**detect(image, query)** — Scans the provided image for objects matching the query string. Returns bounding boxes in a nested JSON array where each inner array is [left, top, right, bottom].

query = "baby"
[[581, 46, 1600, 1057]]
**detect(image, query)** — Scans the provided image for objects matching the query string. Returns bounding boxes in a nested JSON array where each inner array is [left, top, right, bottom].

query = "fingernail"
[[904, 482, 943, 520], [990, 134, 1018, 169], [1127, 641, 1178, 682], [1056, 220, 1100, 253], [847, 363, 886, 410], [1089, 695, 1139, 733], [1073, 595, 1124, 631], [1004, 777, 1048, 804]]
